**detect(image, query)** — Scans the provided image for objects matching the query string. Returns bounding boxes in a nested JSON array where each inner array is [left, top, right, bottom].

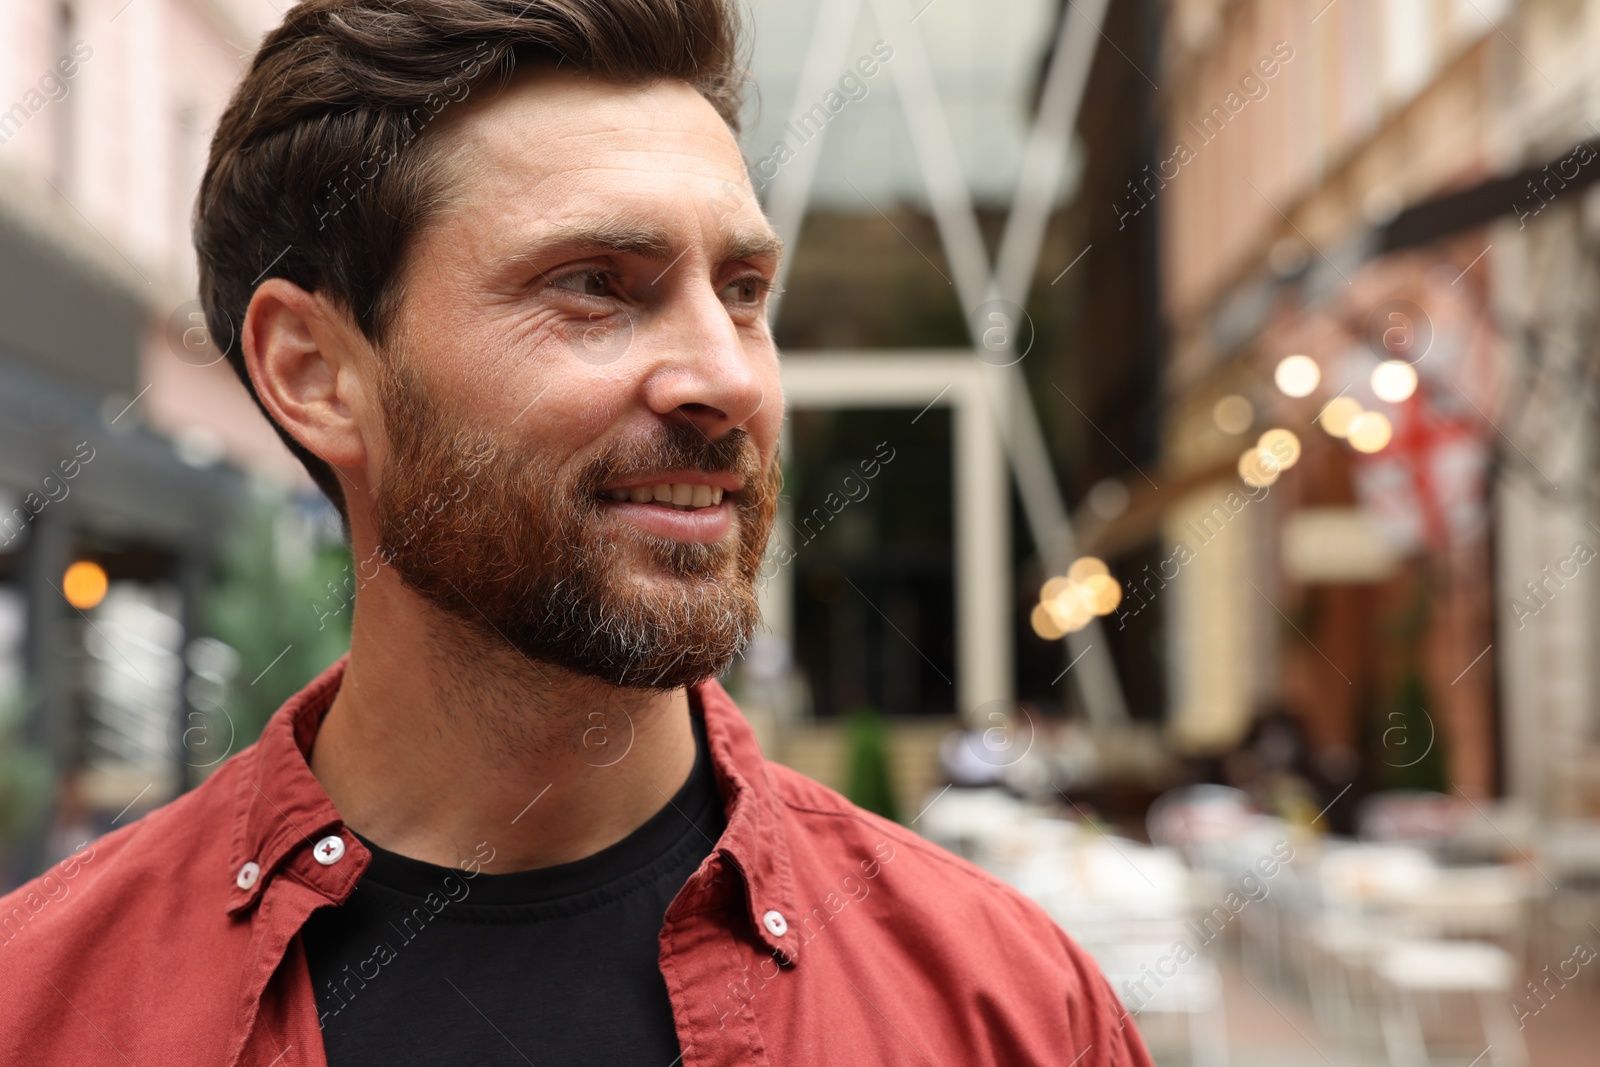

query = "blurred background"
[[3, 0, 1600, 1061]]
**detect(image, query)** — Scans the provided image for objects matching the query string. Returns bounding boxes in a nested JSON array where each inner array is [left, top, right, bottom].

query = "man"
[[0, 1, 1151, 1064]]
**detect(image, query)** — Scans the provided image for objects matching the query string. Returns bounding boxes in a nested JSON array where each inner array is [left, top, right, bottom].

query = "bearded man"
[[0, 1, 1151, 1064]]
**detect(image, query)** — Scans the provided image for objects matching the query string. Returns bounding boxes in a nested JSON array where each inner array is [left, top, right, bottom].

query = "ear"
[[241, 279, 376, 480]]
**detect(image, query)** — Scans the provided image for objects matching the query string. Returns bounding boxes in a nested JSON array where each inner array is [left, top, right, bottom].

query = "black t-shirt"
[[303, 714, 724, 1066]]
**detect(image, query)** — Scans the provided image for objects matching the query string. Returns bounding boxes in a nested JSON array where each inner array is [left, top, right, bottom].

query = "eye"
[[549, 269, 618, 297], [721, 276, 772, 306]]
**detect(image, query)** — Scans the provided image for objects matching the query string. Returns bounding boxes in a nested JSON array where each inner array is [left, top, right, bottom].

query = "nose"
[[637, 285, 767, 438]]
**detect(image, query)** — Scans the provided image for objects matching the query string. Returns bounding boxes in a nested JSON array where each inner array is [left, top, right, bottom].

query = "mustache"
[[580, 423, 762, 493]]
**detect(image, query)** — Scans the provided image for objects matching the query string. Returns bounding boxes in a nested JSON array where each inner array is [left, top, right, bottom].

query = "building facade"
[[1147, 0, 1542, 806], [0, 0, 293, 879]]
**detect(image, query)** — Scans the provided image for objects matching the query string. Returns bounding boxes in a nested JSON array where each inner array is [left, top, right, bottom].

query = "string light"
[[1238, 447, 1280, 488], [1371, 360, 1418, 403], [1033, 557, 1121, 638], [1044, 587, 1093, 632], [1274, 355, 1321, 398], [1080, 573, 1122, 615], [1317, 396, 1362, 438], [1348, 411, 1393, 453], [1257, 428, 1301, 471], [1213, 394, 1254, 434], [1031, 603, 1068, 639], [1067, 556, 1108, 583], [1040, 576, 1074, 602]]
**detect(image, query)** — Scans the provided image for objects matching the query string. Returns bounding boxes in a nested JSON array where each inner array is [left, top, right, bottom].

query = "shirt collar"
[[694, 677, 801, 960], [226, 656, 800, 958], [227, 655, 370, 916]]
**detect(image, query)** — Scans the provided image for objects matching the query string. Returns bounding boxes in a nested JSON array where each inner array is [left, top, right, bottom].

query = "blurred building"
[[737, 0, 1168, 815], [0, 0, 292, 875], [1123, 0, 1600, 815]]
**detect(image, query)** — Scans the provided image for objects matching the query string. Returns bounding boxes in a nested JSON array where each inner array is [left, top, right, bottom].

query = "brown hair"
[[194, 0, 747, 516]]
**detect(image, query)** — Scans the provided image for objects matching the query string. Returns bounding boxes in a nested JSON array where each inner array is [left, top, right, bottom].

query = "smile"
[[601, 483, 726, 510]]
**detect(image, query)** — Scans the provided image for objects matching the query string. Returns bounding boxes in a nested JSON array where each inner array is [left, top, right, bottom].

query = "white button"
[[313, 835, 346, 866], [235, 861, 260, 890], [762, 909, 788, 937]]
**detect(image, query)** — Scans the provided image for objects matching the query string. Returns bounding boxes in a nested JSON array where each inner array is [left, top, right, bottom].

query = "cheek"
[[749, 353, 785, 456], [525, 377, 631, 454]]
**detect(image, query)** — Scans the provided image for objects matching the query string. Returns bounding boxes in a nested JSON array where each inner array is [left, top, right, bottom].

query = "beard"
[[369, 358, 779, 690]]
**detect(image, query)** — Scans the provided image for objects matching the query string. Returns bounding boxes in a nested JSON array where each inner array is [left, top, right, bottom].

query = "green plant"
[[0, 687, 51, 873], [202, 486, 354, 754], [843, 704, 901, 822]]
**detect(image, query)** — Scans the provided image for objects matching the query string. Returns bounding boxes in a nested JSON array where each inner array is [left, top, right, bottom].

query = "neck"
[[309, 574, 698, 874]]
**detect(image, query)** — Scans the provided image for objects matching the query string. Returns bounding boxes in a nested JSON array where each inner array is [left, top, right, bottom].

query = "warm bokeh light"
[[1081, 573, 1122, 615], [1067, 556, 1109, 584], [1371, 359, 1419, 403], [1317, 395, 1363, 438], [63, 561, 108, 610], [1238, 447, 1280, 488], [1213, 394, 1254, 435], [1274, 354, 1321, 398], [1030, 602, 1068, 639], [1045, 588, 1094, 632], [1040, 576, 1074, 603], [1257, 428, 1301, 470], [1347, 411, 1394, 453], [1036, 557, 1122, 637]]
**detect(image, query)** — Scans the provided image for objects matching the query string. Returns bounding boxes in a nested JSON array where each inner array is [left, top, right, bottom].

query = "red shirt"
[[0, 656, 1151, 1066]]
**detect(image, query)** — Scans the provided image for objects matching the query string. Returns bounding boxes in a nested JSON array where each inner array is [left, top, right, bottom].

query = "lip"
[[600, 498, 733, 544], [597, 469, 744, 493]]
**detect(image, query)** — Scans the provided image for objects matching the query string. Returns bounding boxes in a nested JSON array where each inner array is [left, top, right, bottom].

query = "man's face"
[[367, 71, 783, 689]]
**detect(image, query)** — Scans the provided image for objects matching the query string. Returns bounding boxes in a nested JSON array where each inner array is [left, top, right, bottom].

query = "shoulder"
[[761, 761, 1150, 1065], [767, 760, 1101, 974]]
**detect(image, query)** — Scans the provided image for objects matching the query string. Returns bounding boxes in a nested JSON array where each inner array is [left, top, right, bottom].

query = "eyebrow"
[[524, 218, 676, 260], [718, 230, 785, 265], [512, 215, 784, 270]]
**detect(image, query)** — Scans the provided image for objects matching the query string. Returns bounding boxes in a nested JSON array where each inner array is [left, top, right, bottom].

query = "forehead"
[[428, 69, 759, 236]]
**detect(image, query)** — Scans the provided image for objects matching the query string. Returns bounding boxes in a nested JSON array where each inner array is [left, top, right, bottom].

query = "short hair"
[[194, 0, 747, 516]]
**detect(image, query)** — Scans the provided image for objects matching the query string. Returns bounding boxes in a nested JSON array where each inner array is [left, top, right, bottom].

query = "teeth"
[[605, 483, 730, 508]]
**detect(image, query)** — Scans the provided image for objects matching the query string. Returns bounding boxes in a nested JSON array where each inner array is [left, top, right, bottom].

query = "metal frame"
[[764, 0, 1130, 725], [779, 352, 1010, 717]]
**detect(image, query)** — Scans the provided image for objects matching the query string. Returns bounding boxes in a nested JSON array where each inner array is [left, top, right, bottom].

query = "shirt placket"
[[225, 829, 370, 1067]]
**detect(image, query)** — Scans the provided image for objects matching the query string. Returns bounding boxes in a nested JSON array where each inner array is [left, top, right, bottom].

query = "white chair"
[[1375, 939, 1527, 1067], [1304, 845, 1437, 1045], [1404, 864, 1533, 964], [1095, 943, 1227, 1067]]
